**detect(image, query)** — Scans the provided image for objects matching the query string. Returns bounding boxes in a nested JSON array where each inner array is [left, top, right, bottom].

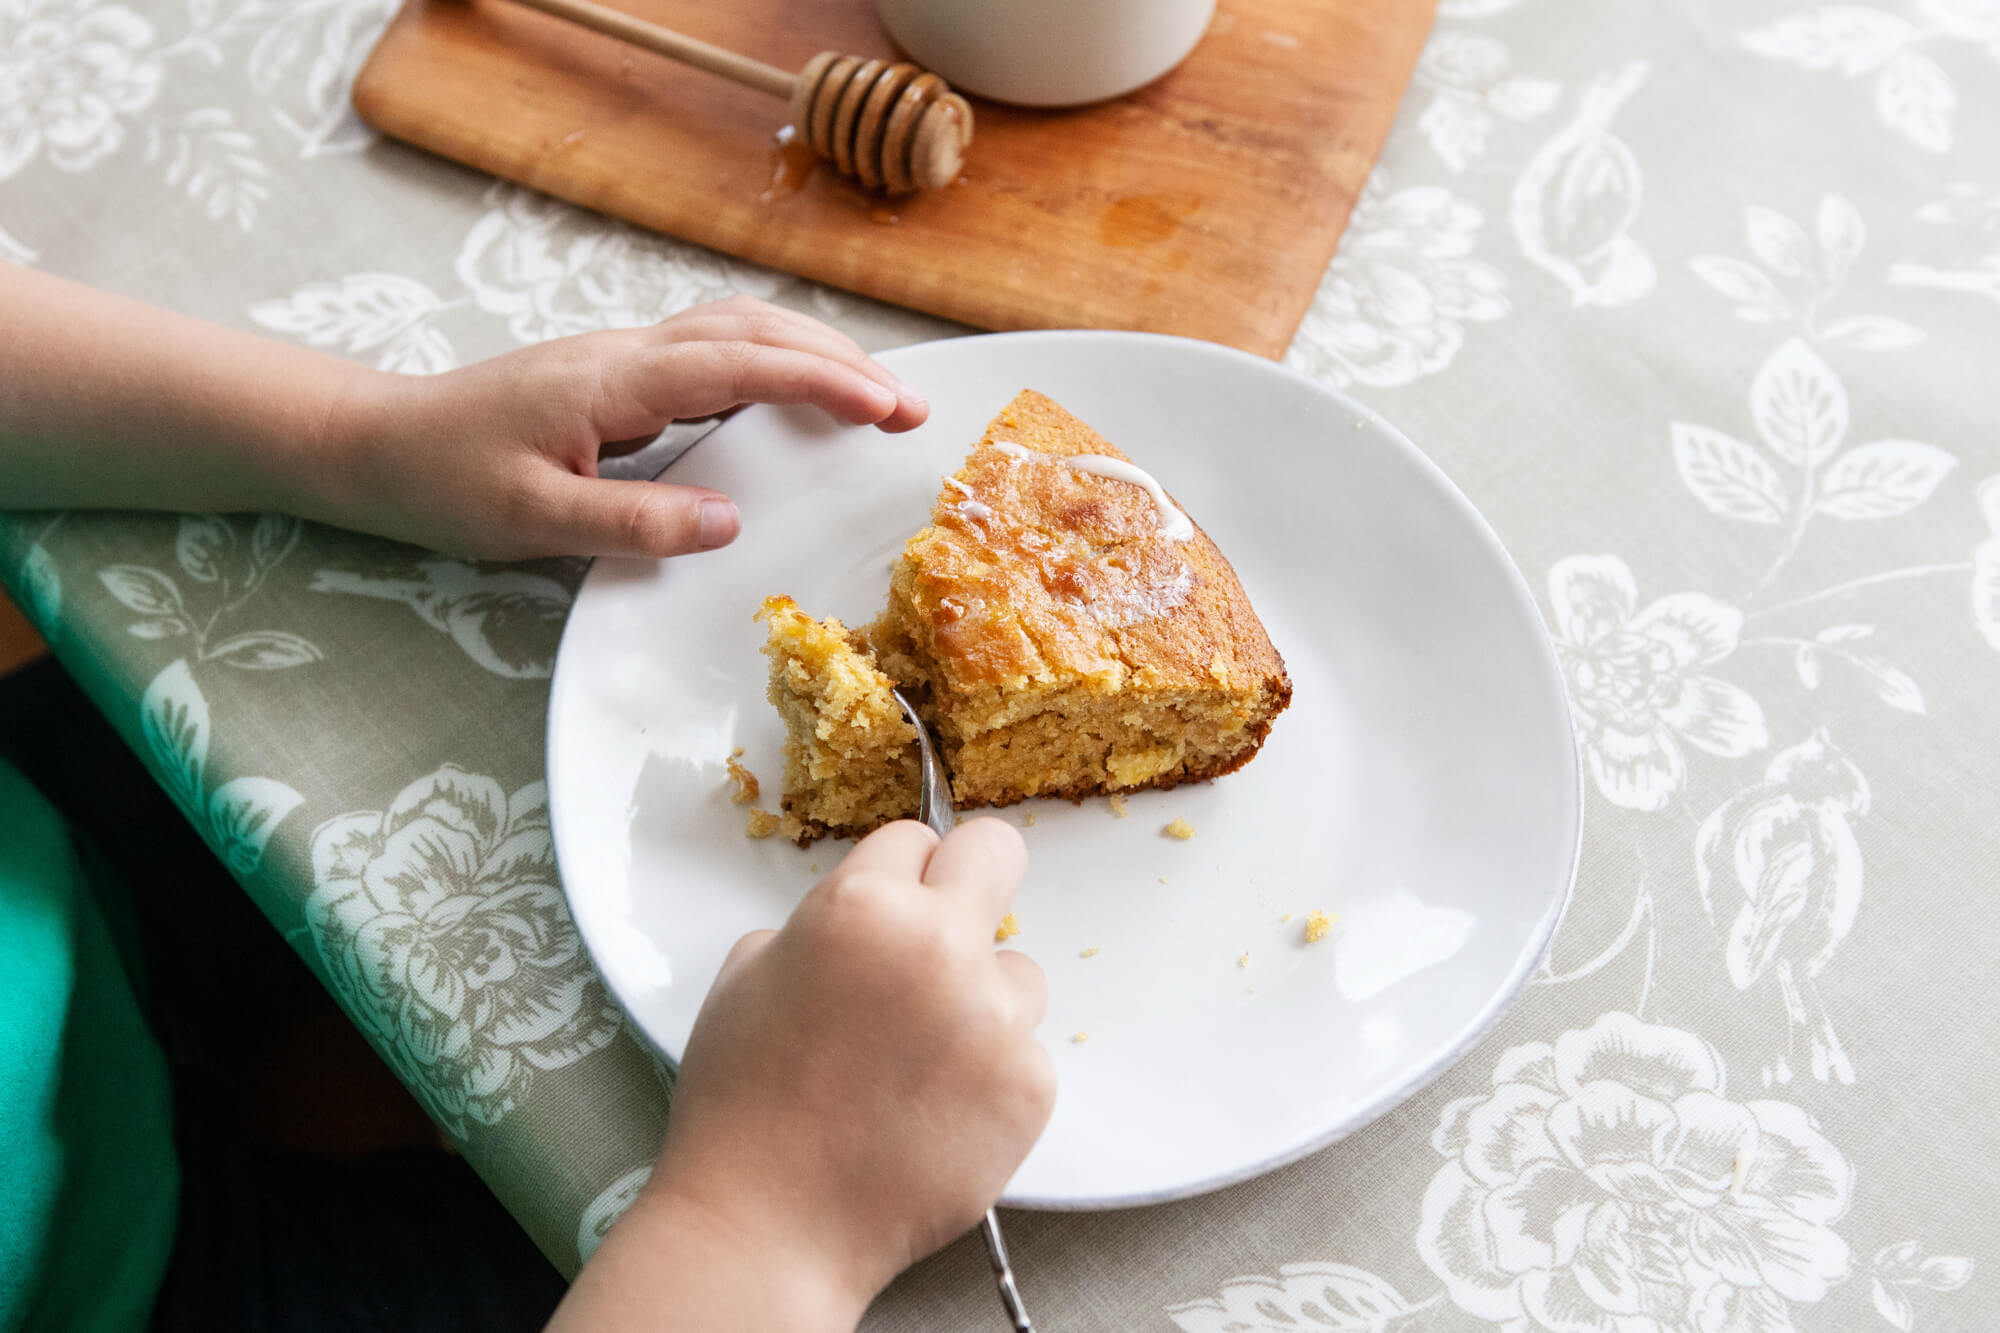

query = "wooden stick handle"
[[501, 0, 797, 100]]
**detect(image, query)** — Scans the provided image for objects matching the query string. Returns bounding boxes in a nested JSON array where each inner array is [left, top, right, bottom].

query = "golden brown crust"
[[880, 389, 1289, 702], [869, 390, 1290, 809]]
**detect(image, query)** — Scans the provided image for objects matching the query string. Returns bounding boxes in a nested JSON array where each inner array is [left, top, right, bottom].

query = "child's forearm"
[[0, 264, 371, 515], [545, 1182, 870, 1333]]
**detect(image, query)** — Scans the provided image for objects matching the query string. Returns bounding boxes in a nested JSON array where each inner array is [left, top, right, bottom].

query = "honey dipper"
[[499, 0, 973, 192]]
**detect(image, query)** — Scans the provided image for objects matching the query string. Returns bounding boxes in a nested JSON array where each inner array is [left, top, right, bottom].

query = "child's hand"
[[320, 295, 928, 560], [550, 818, 1054, 1330]]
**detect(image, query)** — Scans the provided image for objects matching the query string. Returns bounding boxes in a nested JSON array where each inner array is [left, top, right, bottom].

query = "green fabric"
[[0, 759, 177, 1333]]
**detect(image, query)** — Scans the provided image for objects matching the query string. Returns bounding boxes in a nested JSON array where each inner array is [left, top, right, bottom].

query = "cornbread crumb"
[[1070, 1032, 1089, 1044], [1159, 876, 1168, 884], [746, 808, 781, 839], [1108, 794, 1129, 818], [995, 912, 1020, 942], [1163, 817, 1195, 840], [1304, 909, 1336, 943], [1023, 812, 1037, 827], [757, 596, 920, 844], [1080, 947, 1100, 959], [809, 863, 821, 874], [1236, 951, 1250, 968], [725, 749, 760, 805], [1280, 913, 1292, 924]]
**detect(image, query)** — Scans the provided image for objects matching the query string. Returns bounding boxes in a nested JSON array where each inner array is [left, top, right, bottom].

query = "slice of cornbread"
[[867, 390, 1290, 809]]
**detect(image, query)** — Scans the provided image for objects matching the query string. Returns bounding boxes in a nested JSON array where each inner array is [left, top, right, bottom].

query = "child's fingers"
[[632, 342, 902, 427], [713, 928, 779, 989], [655, 314, 928, 433], [992, 950, 1049, 1029], [662, 300, 874, 366], [523, 474, 742, 558], [920, 818, 1026, 929], [834, 820, 941, 883]]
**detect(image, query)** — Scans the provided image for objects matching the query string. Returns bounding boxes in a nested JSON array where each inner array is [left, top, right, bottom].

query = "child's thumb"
[[537, 473, 741, 558]]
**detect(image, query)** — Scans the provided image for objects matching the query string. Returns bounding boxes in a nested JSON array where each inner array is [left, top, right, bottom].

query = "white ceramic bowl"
[[874, 0, 1217, 107]]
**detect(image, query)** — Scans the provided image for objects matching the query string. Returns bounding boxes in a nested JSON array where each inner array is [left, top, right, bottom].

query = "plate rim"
[[546, 328, 1583, 1211]]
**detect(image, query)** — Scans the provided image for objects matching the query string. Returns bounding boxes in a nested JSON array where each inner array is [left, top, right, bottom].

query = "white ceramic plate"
[[547, 331, 1581, 1209]]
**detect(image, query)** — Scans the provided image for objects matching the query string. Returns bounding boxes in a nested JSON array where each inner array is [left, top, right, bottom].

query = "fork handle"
[[981, 1210, 1035, 1332]]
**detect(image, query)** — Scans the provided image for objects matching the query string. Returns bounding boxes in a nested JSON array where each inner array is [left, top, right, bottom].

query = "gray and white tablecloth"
[[3, 0, 1997, 1326]]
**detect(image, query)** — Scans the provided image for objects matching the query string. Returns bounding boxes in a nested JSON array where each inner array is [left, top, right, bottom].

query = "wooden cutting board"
[[353, 0, 1434, 358]]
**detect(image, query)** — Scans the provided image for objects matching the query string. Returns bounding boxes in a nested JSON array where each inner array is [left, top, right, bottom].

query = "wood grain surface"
[[353, 0, 1435, 358]]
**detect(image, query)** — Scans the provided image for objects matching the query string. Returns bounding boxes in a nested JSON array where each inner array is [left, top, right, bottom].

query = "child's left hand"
[[315, 295, 929, 560]]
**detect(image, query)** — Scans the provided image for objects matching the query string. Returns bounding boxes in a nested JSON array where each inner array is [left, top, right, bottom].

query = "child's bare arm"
[[547, 819, 1055, 1331], [0, 265, 926, 557]]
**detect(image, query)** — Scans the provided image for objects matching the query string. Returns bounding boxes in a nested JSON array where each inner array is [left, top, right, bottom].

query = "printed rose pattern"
[[1548, 553, 1766, 812], [304, 764, 621, 1138], [456, 183, 780, 344], [0, 0, 161, 178], [1285, 174, 1508, 389], [1419, 1013, 1853, 1333], [1413, 29, 1559, 173]]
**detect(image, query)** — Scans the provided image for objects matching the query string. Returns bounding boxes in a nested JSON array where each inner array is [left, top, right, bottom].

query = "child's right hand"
[[663, 818, 1053, 1314], [551, 818, 1053, 1330]]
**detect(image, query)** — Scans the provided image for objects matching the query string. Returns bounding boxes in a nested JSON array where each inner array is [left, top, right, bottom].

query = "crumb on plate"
[[1023, 812, 1037, 827], [1070, 1031, 1089, 1044], [745, 808, 781, 839], [1304, 909, 1338, 943], [1080, 947, 1100, 959], [1163, 817, 1195, 840], [1280, 913, 1292, 924], [1108, 793, 1129, 818], [1237, 951, 1250, 968], [725, 749, 760, 805], [994, 912, 1020, 943]]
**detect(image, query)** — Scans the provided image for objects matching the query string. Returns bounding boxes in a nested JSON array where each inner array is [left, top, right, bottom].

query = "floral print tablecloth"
[[4, 0, 1998, 1327]]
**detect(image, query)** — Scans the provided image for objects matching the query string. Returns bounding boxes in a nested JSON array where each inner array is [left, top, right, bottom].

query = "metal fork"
[[893, 688, 1037, 1333]]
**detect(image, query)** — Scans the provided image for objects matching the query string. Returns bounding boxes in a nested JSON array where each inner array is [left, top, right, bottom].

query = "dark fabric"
[[0, 658, 566, 1333]]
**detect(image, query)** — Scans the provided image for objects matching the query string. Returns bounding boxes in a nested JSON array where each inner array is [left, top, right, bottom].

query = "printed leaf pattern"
[[1167, 1263, 1413, 1331], [1815, 441, 1957, 519], [1688, 195, 1928, 347], [19, 544, 61, 628], [176, 514, 234, 583], [1672, 425, 1790, 524], [1739, 5, 1992, 155], [247, 272, 454, 373], [1751, 338, 1848, 468], [101, 564, 184, 619]]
